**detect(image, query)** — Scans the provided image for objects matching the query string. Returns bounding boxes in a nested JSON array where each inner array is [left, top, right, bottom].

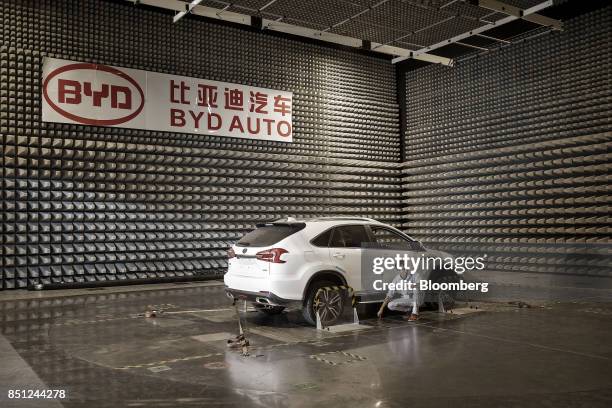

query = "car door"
[[365, 225, 429, 288], [327, 225, 371, 290]]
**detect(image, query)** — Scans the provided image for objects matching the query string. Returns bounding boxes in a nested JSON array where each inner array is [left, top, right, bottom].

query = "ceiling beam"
[[173, 0, 203, 23], [455, 41, 490, 51], [258, 0, 278, 12], [372, 15, 456, 50], [474, 32, 511, 44], [322, 0, 390, 33], [471, 0, 563, 30], [439, 0, 461, 9], [141, 0, 252, 24], [373, 44, 454, 66]]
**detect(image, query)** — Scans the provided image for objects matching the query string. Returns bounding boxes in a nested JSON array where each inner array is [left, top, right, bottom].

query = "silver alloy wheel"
[[316, 289, 344, 324]]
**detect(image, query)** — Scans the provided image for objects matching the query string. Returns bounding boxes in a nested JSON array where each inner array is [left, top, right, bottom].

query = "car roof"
[[256, 217, 418, 242]]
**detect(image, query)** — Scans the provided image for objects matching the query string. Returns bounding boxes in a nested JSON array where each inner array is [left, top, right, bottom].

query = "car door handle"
[[332, 252, 345, 259]]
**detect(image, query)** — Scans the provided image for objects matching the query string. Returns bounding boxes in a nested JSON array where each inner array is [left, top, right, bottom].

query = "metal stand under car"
[[314, 287, 363, 333]]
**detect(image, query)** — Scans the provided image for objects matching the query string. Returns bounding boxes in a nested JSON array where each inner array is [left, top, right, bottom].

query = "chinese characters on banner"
[[42, 58, 293, 142]]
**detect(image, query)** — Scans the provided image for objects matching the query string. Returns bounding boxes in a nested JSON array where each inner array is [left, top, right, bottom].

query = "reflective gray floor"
[[1, 280, 611, 408]]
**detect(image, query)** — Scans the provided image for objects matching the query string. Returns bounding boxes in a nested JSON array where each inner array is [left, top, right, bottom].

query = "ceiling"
[[180, 0, 551, 50], [169, 0, 610, 64]]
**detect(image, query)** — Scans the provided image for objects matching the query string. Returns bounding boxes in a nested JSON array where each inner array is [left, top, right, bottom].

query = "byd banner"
[[42, 58, 293, 142]]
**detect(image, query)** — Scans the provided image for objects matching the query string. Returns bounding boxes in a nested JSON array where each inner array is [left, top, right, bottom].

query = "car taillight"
[[227, 248, 236, 259], [256, 248, 288, 263]]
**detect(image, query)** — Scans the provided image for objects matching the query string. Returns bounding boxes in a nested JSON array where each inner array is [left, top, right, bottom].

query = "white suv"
[[224, 217, 452, 325]]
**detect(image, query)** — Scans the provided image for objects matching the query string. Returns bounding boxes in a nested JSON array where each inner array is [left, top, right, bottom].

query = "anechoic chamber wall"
[[401, 6, 611, 284]]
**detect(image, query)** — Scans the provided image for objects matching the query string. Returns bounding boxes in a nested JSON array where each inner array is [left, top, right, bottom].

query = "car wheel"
[[253, 304, 285, 315], [302, 280, 345, 326]]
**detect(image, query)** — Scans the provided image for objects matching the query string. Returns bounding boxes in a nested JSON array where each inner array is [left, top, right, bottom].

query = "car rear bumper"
[[224, 287, 295, 307], [223, 271, 303, 301]]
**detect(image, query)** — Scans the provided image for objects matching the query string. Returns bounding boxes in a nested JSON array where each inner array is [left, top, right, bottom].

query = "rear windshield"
[[236, 224, 305, 247]]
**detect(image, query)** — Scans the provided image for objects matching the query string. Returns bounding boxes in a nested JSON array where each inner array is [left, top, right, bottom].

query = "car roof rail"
[[273, 217, 299, 223], [309, 216, 380, 223], [255, 217, 306, 227]]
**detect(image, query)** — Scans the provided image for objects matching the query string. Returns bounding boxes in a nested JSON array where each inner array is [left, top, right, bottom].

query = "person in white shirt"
[[377, 269, 421, 321]]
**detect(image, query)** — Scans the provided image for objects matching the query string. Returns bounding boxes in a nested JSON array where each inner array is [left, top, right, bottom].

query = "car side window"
[[371, 227, 422, 250], [329, 225, 370, 248], [311, 229, 332, 247]]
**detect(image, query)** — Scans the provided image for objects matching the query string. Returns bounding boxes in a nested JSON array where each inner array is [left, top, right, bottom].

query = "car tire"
[[302, 280, 345, 326], [253, 304, 285, 315]]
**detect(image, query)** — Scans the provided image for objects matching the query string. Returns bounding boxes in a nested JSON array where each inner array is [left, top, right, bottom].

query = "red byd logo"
[[43, 63, 145, 126]]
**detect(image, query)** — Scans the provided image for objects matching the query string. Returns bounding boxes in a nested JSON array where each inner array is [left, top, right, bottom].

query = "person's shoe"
[[404, 313, 419, 321]]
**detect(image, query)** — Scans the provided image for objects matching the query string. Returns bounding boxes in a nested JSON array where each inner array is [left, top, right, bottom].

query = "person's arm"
[[378, 274, 400, 318], [377, 296, 390, 319]]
